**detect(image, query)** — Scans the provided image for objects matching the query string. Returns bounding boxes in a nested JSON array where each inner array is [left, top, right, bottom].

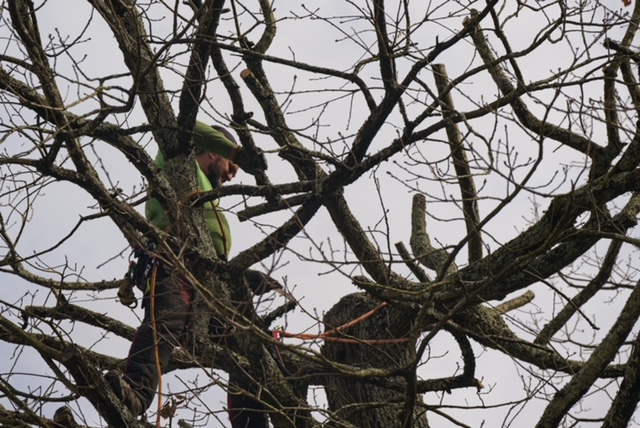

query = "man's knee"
[[227, 393, 269, 428]]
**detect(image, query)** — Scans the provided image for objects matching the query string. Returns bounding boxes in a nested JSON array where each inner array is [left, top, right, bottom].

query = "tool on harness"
[[130, 246, 159, 293], [117, 244, 159, 308], [117, 275, 137, 308]]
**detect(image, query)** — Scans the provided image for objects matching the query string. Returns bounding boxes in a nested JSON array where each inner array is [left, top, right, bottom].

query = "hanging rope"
[[148, 264, 163, 428]]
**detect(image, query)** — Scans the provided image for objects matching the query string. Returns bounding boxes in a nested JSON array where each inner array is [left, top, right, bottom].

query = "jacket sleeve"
[[193, 121, 237, 159]]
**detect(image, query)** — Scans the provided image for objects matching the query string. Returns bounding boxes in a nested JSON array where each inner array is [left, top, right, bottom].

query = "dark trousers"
[[125, 270, 191, 409], [123, 268, 268, 427]]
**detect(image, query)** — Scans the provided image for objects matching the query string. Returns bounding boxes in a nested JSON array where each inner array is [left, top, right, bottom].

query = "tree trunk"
[[322, 293, 429, 428]]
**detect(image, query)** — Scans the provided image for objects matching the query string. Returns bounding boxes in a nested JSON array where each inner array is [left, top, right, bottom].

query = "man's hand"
[[233, 146, 268, 175]]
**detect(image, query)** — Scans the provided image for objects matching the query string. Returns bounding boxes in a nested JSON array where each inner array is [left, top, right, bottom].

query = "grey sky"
[[1, 1, 637, 427]]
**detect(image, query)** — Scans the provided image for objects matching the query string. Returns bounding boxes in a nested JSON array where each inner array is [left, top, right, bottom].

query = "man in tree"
[[107, 121, 274, 427]]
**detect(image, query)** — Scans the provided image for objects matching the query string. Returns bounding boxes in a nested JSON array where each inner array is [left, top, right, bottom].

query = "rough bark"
[[322, 293, 429, 428]]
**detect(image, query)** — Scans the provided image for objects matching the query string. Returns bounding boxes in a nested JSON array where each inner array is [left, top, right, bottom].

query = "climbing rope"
[[148, 264, 163, 428], [280, 302, 411, 344]]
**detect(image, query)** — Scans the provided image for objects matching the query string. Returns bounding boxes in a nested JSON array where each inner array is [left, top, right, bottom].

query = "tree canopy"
[[2, 0, 640, 427]]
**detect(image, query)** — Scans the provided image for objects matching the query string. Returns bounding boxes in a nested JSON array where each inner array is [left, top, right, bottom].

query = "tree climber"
[[108, 121, 280, 428]]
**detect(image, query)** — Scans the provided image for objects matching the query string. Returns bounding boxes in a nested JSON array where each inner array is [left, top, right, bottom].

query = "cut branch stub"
[[409, 194, 458, 277]]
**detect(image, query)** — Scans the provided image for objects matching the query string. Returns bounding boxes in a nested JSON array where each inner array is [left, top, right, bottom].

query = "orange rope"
[[148, 264, 163, 427], [181, 189, 201, 206], [328, 302, 388, 335], [277, 302, 411, 344]]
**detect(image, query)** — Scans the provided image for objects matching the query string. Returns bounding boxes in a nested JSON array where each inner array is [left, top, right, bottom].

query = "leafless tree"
[[2, 0, 640, 427]]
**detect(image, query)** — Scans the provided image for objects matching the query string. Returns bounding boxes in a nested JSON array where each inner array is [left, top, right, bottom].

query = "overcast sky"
[[1, 1, 637, 427]]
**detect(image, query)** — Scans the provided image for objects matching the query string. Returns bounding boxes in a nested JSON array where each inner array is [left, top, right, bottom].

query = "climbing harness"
[[117, 187, 230, 422], [117, 276, 137, 308], [118, 244, 161, 308], [130, 244, 160, 293]]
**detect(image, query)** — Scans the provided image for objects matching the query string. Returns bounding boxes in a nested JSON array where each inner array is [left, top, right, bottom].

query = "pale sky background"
[[1, 1, 638, 427]]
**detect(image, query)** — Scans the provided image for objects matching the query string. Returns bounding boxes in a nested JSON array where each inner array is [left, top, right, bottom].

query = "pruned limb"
[[395, 241, 430, 283], [433, 64, 483, 262], [493, 290, 535, 316], [321, 293, 428, 428], [409, 194, 458, 277]]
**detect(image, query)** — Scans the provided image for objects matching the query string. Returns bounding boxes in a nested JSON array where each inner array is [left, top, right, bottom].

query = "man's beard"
[[206, 169, 222, 189]]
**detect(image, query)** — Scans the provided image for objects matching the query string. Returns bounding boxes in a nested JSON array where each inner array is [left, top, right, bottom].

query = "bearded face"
[[198, 153, 238, 188], [204, 160, 223, 189]]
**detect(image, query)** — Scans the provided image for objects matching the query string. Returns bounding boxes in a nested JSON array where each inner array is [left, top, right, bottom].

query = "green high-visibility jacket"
[[145, 121, 236, 258]]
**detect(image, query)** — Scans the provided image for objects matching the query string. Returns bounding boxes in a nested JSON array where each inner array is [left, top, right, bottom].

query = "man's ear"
[[195, 152, 210, 170], [199, 152, 214, 165]]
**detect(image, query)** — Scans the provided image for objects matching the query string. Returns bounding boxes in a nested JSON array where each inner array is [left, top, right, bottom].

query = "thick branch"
[[602, 332, 640, 428], [453, 305, 625, 379], [432, 64, 482, 262], [536, 277, 640, 427], [90, 0, 181, 158], [395, 241, 430, 283], [493, 290, 535, 315], [25, 302, 136, 341], [410, 194, 458, 277], [176, 1, 222, 143], [436, 171, 640, 305], [60, 345, 144, 427], [535, 238, 623, 345], [373, 0, 396, 92], [0, 318, 120, 369]]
